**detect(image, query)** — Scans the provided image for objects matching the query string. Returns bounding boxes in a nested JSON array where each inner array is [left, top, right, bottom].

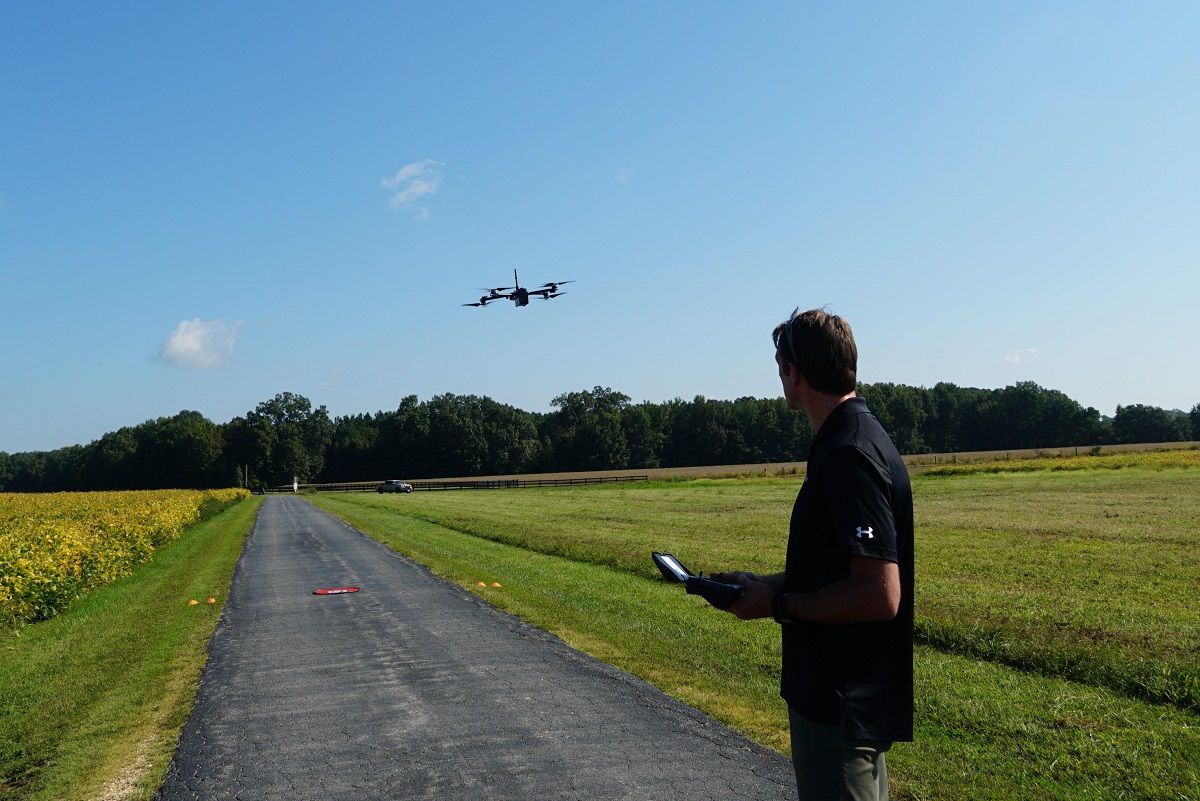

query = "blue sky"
[[3, 2, 1198, 454]]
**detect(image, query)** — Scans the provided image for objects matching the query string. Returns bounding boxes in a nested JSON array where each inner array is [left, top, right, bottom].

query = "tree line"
[[2, 383, 1197, 493]]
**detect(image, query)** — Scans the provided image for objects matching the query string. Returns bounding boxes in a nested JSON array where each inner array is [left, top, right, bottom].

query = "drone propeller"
[[464, 272, 573, 307]]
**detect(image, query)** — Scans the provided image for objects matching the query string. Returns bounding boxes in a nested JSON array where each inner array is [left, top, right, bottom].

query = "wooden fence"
[[269, 475, 650, 493]]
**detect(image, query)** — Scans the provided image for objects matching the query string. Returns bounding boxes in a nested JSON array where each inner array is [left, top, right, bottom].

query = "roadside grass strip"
[[0, 496, 260, 801], [310, 464, 1200, 801]]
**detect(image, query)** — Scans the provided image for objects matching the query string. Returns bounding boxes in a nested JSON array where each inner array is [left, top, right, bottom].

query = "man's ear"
[[784, 362, 804, 390]]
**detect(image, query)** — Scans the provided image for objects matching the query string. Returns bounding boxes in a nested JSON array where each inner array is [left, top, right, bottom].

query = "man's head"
[[773, 308, 858, 395]]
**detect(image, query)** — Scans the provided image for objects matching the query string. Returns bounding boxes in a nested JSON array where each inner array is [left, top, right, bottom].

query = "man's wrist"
[[772, 592, 795, 625]]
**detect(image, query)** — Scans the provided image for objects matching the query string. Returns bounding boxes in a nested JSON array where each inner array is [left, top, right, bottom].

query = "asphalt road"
[[155, 495, 797, 800]]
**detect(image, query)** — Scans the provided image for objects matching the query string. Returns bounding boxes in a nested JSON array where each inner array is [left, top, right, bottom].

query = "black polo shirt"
[[781, 396, 914, 742]]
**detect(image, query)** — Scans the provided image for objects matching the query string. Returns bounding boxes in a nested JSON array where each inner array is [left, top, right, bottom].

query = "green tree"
[[42, 445, 87, 491], [220, 415, 264, 488], [323, 414, 381, 482], [622, 403, 664, 468], [1113, 404, 1192, 445], [1035, 390, 1107, 448], [661, 396, 720, 467], [3, 452, 47, 492], [134, 411, 224, 488], [476, 397, 542, 475], [543, 387, 631, 471], [84, 427, 140, 489], [860, 382, 928, 455], [923, 382, 969, 454], [374, 396, 431, 478], [235, 393, 334, 486], [731, 397, 780, 464], [769, 396, 815, 461], [423, 394, 491, 476]]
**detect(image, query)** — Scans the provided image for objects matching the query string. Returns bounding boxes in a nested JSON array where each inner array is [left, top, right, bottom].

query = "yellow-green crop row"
[[0, 488, 249, 629], [921, 446, 1200, 476]]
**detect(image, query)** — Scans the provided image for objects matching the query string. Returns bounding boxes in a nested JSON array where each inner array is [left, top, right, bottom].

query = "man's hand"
[[723, 579, 775, 620], [710, 570, 785, 620], [725, 558, 901, 625]]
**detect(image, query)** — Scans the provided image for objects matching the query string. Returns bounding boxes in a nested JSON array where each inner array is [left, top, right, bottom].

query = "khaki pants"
[[789, 707, 891, 801]]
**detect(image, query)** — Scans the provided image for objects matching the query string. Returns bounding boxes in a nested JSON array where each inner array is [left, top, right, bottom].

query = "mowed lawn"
[[310, 463, 1200, 801]]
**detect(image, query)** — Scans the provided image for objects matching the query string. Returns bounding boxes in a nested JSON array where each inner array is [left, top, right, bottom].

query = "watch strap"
[[772, 592, 794, 625]]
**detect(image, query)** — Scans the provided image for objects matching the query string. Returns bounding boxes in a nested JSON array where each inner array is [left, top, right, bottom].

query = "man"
[[715, 308, 913, 800]]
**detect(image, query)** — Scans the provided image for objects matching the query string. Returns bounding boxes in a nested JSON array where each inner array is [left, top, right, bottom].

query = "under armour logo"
[[856, 526, 874, 540]]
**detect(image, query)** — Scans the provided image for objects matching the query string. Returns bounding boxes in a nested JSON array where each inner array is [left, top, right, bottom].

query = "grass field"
[[2, 453, 1196, 799], [308, 462, 1200, 801]]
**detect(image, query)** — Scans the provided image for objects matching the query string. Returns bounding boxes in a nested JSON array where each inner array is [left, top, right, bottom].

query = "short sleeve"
[[829, 450, 899, 563]]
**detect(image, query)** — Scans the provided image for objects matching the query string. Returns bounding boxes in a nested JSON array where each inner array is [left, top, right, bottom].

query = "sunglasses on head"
[[776, 308, 800, 368]]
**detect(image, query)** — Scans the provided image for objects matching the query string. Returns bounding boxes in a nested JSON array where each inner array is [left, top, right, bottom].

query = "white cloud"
[[315, 365, 346, 390], [382, 159, 443, 216], [160, 318, 242, 369], [615, 166, 632, 183], [1005, 347, 1039, 364]]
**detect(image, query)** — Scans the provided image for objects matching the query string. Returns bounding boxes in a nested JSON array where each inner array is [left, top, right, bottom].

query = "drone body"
[[463, 270, 573, 308]]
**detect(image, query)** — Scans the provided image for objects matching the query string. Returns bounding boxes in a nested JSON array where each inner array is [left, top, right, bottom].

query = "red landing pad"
[[313, 587, 360, 595]]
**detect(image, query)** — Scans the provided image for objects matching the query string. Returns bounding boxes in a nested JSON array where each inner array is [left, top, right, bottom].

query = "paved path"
[[156, 495, 796, 800]]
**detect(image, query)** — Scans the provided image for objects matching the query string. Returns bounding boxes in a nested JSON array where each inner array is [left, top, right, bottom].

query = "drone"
[[463, 270, 574, 308]]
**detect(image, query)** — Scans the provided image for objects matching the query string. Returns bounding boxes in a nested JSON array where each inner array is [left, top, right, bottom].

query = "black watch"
[[772, 592, 794, 625]]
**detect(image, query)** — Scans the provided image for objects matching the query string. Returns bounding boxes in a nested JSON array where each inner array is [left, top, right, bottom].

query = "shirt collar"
[[812, 396, 868, 449]]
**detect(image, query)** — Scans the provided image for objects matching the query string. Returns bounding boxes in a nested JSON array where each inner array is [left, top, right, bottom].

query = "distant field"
[[319, 440, 1200, 486], [310, 456, 1200, 800]]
